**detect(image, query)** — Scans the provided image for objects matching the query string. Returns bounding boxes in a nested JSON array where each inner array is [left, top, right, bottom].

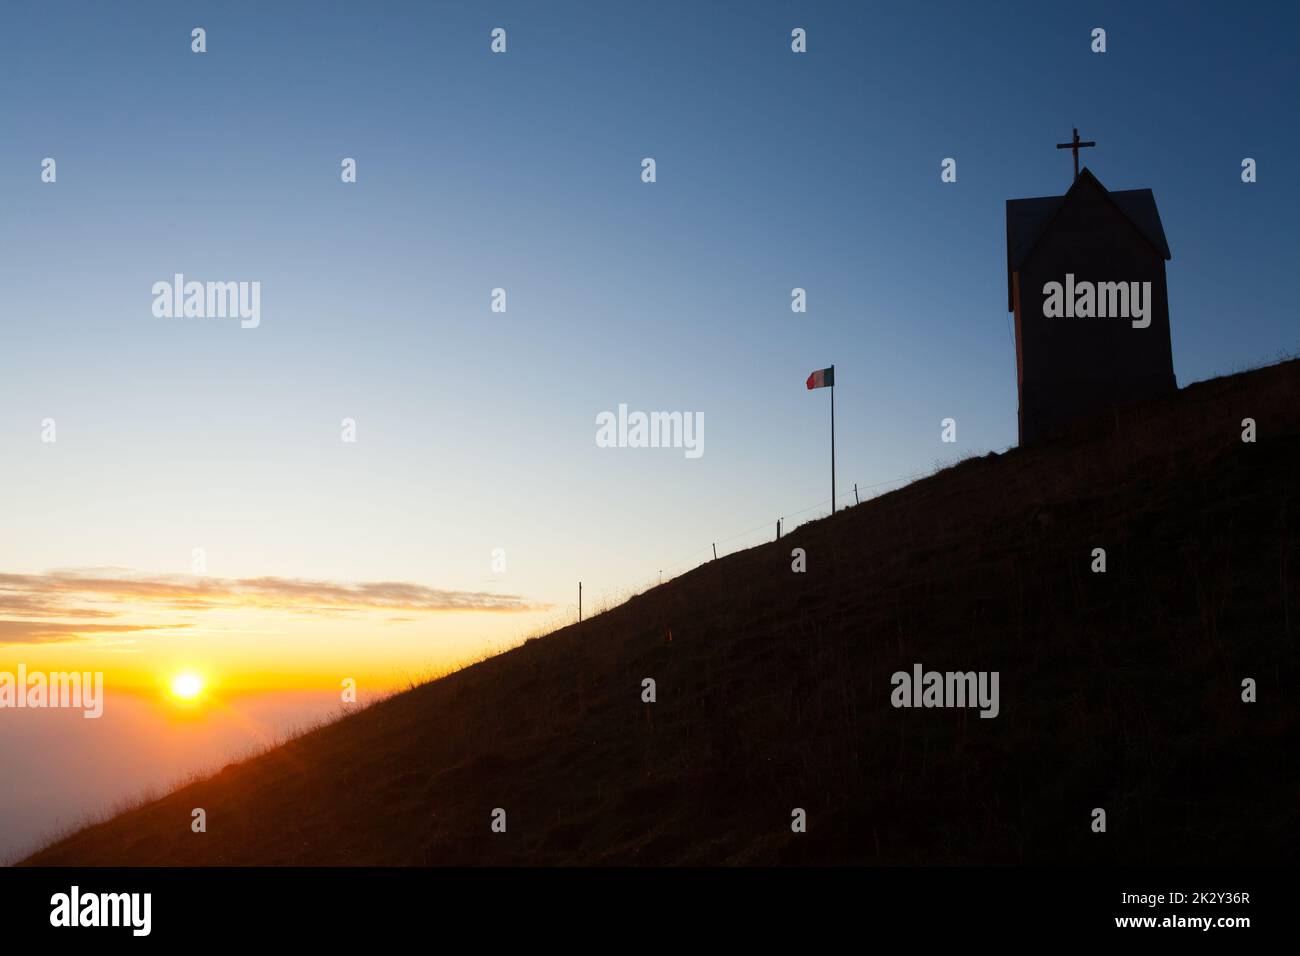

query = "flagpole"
[[830, 366, 836, 515]]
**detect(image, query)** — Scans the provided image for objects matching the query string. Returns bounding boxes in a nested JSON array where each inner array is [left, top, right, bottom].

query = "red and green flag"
[[806, 366, 834, 389]]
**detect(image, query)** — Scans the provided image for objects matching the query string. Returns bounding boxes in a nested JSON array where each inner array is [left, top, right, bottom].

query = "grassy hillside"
[[24, 361, 1300, 865]]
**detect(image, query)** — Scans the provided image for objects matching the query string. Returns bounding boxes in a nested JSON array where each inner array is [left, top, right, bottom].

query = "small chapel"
[[1006, 130, 1177, 444]]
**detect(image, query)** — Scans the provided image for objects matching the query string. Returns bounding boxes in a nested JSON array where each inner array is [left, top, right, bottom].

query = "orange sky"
[[0, 569, 557, 696]]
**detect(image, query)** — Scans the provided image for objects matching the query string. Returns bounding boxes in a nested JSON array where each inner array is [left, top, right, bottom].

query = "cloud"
[[0, 621, 188, 645], [0, 592, 116, 618], [0, 570, 547, 644]]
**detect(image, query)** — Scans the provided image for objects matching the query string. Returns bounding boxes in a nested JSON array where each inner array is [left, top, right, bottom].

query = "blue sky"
[[1, 0, 1296, 653]]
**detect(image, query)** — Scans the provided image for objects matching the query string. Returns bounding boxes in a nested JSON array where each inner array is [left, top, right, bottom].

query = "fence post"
[[854, 483, 860, 505], [712, 543, 717, 560], [578, 581, 582, 622]]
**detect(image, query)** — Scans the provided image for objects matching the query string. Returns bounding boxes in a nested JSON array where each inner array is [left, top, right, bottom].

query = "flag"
[[806, 366, 834, 389]]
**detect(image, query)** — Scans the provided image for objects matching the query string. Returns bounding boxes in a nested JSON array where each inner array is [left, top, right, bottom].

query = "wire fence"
[[564, 442, 1021, 623], [641, 467, 930, 587]]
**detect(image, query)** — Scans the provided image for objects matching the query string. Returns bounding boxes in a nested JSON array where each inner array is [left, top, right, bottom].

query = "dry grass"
[[20, 359, 1300, 866]]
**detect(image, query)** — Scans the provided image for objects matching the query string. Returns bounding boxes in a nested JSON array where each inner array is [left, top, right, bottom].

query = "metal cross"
[[1056, 128, 1096, 181]]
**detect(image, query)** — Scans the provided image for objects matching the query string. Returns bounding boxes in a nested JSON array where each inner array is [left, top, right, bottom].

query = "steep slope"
[[24, 360, 1300, 866]]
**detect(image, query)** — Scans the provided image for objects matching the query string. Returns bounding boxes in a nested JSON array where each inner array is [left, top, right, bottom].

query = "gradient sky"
[[1, 0, 1297, 700]]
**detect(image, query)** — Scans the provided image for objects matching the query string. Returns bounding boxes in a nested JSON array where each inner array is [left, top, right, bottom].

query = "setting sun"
[[170, 673, 204, 701]]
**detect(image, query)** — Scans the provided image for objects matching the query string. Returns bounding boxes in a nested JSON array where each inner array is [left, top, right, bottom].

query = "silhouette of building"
[[1006, 166, 1176, 444]]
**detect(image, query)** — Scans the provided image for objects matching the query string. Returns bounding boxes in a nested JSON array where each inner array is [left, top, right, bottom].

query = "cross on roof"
[[1055, 128, 1096, 182]]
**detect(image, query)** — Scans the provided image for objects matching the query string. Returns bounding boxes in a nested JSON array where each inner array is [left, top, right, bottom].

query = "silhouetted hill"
[[24, 360, 1300, 865]]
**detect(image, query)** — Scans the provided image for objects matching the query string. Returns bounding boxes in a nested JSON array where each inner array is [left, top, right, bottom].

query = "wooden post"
[[712, 543, 717, 560], [854, 482, 859, 505], [776, 518, 782, 540], [578, 581, 582, 622]]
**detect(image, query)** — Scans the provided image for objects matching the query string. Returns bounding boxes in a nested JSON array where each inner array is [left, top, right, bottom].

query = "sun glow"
[[170, 673, 205, 701]]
